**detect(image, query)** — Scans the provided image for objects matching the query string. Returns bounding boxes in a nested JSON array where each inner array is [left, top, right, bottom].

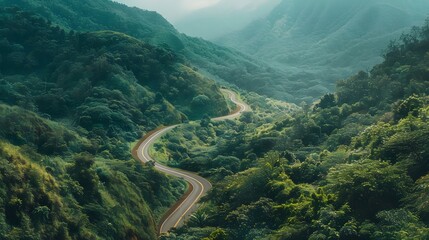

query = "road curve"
[[213, 89, 250, 121], [135, 89, 249, 234]]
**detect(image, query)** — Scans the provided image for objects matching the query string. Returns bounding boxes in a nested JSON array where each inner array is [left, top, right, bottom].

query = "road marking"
[[138, 126, 207, 232], [156, 165, 204, 231], [137, 89, 247, 234], [172, 178, 204, 227]]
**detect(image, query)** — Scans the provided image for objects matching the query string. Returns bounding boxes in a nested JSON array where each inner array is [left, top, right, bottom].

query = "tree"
[[192, 94, 211, 112], [32, 206, 50, 224], [211, 155, 240, 173], [408, 174, 429, 221], [292, 116, 321, 146], [239, 112, 254, 123], [327, 160, 411, 218], [200, 114, 211, 128], [393, 94, 424, 121], [188, 211, 209, 227], [315, 93, 337, 109], [373, 209, 429, 239], [203, 228, 228, 240], [337, 71, 369, 105], [68, 153, 100, 202]]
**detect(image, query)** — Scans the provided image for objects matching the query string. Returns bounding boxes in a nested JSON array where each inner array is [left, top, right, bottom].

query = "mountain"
[[1, 1, 429, 239], [0, 7, 228, 239], [0, 7, 229, 129], [163, 18, 429, 240], [0, 0, 310, 102], [218, 0, 429, 99], [173, 0, 281, 40], [1, 0, 182, 49]]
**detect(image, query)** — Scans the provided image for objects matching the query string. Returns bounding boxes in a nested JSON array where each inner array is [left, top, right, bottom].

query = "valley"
[[0, 0, 428, 239], [218, 0, 429, 101]]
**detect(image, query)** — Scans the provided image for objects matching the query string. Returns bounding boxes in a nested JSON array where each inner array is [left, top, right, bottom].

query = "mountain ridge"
[[0, 8, 229, 238], [217, 0, 429, 99], [0, 0, 309, 102]]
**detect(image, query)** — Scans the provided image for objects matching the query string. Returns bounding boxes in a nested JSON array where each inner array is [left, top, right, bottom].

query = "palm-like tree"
[[188, 211, 209, 227]]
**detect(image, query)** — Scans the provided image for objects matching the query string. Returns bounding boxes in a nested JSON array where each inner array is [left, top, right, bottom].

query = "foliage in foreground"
[[161, 20, 429, 240]]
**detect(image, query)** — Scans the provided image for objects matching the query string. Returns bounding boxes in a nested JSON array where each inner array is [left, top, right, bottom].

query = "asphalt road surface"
[[135, 89, 249, 234]]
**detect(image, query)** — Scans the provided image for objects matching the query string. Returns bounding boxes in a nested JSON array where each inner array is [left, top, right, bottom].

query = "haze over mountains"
[[116, 0, 281, 40], [174, 0, 281, 39], [1, 0, 429, 239], [6, 0, 428, 102], [218, 0, 429, 99], [2, 0, 307, 101]]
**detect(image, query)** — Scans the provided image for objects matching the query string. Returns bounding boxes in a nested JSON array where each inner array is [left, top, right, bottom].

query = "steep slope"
[[3, 0, 185, 50], [218, 0, 429, 99], [0, 7, 228, 127], [0, 8, 227, 239], [165, 18, 429, 240], [0, 0, 303, 102]]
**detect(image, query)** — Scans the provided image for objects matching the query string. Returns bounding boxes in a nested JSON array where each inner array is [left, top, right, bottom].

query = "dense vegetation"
[[0, 7, 227, 154], [151, 93, 298, 180], [158, 20, 429, 239], [0, 0, 313, 102], [1, 1, 429, 239], [0, 8, 230, 239]]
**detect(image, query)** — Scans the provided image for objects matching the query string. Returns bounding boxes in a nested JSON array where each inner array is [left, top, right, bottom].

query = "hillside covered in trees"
[[0, 0, 316, 102], [1, 1, 429, 239], [158, 19, 429, 240], [0, 7, 231, 239]]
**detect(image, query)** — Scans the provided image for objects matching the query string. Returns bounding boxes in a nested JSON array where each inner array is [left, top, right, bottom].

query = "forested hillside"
[[0, 7, 228, 239], [160, 19, 429, 240], [1, 1, 429, 239], [218, 0, 429, 101], [0, 0, 308, 102]]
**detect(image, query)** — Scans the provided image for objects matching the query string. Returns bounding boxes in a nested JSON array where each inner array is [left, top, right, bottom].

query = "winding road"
[[134, 89, 249, 234]]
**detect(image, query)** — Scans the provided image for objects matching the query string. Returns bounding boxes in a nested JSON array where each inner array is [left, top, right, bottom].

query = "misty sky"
[[115, 0, 280, 39]]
